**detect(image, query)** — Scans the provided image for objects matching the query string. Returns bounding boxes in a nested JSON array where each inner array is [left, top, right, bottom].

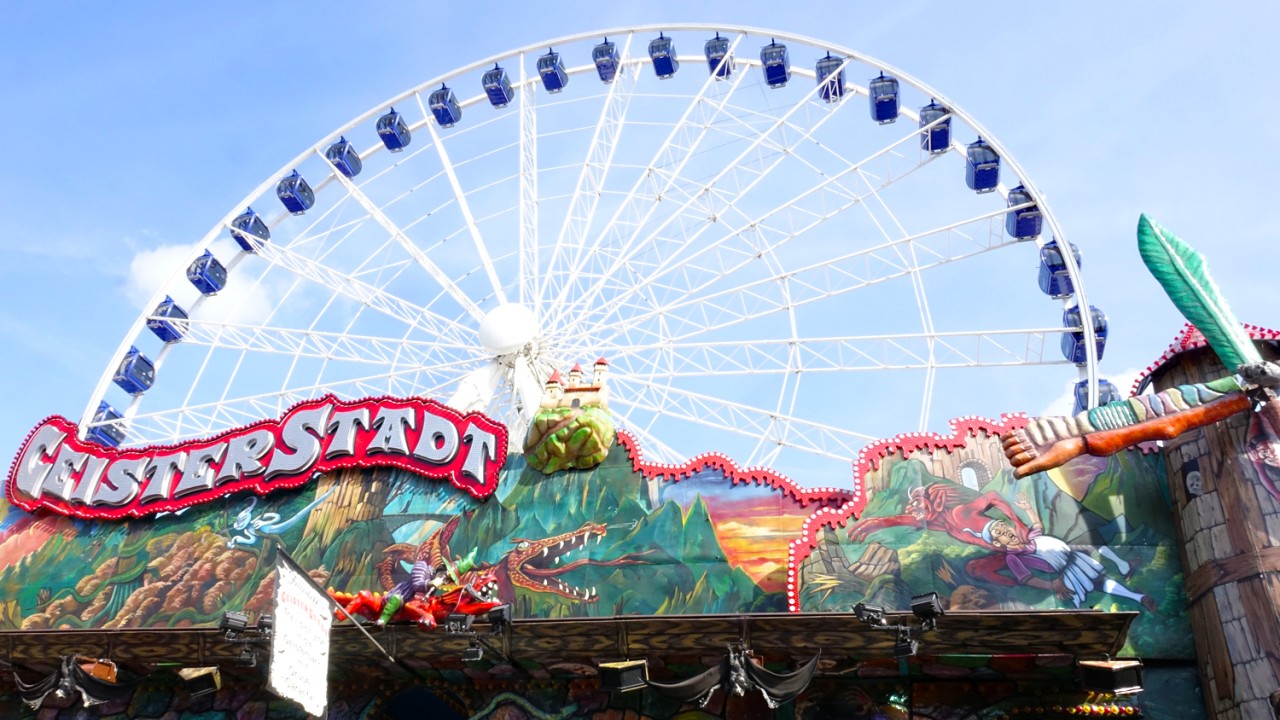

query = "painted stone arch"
[[957, 458, 993, 491]]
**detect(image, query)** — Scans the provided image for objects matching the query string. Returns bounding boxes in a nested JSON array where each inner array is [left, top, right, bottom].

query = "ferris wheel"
[[81, 25, 1108, 489]]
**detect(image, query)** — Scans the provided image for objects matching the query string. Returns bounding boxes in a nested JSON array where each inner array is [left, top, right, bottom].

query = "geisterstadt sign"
[[6, 395, 508, 519]]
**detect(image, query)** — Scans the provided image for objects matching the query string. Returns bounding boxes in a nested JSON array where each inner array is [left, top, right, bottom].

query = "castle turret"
[[593, 357, 609, 386], [541, 369, 564, 408], [567, 363, 584, 387]]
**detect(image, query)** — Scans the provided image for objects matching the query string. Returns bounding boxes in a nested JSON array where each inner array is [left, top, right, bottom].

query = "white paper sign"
[[269, 554, 331, 717]]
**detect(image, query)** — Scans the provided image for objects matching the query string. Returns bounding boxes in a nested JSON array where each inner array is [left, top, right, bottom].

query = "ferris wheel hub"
[[478, 303, 539, 356]]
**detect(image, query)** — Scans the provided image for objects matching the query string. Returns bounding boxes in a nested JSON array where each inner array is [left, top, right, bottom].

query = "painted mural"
[[792, 416, 1192, 659], [0, 410, 1188, 660], [0, 435, 842, 633], [0, 348, 1206, 720]]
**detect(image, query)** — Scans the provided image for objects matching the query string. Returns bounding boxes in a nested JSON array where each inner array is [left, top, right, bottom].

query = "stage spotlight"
[[178, 667, 221, 699], [486, 605, 510, 634], [892, 627, 918, 658], [257, 614, 273, 633], [910, 592, 945, 631], [853, 602, 887, 626], [445, 613, 475, 635], [219, 611, 250, 634], [598, 659, 649, 692], [461, 640, 484, 663], [1079, 659, 1143, 695]]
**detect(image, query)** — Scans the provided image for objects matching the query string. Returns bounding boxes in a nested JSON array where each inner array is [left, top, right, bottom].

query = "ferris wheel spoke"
[[117, 363, 450, 443], [594, 204, 1019, 348], [317, 148, 486, 322], [241, 234, 475, 345], [539, 35, 639, 308], [851, 166, 941, 428], [175, 318, 480, 370], [122, 364, 475, 446], [543, 38, 754, 324], [611, 375, 874, 462], [423, 105, 508, 306], [602, 329, 1067, 378], [611, 422, 685, 468], [561, 105, 931, 340], [551, 54, 855, 333], [518, 53, 538, 307]]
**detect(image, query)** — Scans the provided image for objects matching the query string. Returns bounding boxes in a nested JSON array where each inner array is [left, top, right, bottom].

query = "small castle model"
[[540, 358, 609, 410]]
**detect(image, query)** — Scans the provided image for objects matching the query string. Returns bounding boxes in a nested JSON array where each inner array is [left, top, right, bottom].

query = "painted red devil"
[[847, 483, 1019, 549]]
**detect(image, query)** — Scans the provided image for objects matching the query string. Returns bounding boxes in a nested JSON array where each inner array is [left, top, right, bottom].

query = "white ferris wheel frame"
[[81, 24, 1099, 478]]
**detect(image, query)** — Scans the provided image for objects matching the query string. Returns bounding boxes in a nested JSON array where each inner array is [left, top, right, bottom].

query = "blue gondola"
[[1072, 378, 1122, 415], [537, 48, 568, 93], [593, 39, 620, 83], [1006, 185, 1042, 239], [147, 296, 189, 343], [230, 207, 270, 252], [483, 64, 514, 106], [114, 346, 156, 395], [1061, 305, 1108, 365], [649, 33, 678, 79], [705, 33, 733, 79], [86, 402, 127, 448], [869, 73, 899, 123], [377, 107, 411, 153], [760, 40, 789, 88], [429, 84, 462, 128], [277, 170, 314, 215], [325, 136, 362, 178], [815, 53, 846, 103], [965, 138, 1000, 193], [187, 250, 227, 295], [919, 100, 950, 153], [1038, 240, 1081, 298]]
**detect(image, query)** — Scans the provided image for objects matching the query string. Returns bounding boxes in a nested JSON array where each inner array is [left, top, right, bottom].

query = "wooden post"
[[1154, 342, 1280, 719]]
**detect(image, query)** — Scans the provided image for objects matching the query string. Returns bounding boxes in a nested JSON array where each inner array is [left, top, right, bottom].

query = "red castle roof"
[[1132, 322, 1280, 394]]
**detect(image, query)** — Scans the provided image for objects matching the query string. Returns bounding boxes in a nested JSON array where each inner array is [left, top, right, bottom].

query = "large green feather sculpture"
[[1137, 213, 1263, 370]]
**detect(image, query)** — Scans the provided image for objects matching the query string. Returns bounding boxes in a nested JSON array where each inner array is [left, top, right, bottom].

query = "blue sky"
[[2, 2, 1276, 470]]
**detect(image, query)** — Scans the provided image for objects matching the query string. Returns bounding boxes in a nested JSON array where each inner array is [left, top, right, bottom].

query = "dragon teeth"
[[541, 547, 548, 557]]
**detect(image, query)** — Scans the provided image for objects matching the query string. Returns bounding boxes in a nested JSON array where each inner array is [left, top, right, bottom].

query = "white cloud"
[[1039, 366, 1143, 418], [123, 243, 200, 309], [122, 242, 279, 328]]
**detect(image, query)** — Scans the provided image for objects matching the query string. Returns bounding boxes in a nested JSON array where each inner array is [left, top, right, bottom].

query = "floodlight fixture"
[[445, 613, 475, 635], [219, 611, 250, 633], [178, 667, 222, 699], [892, 627, 918, 658], [910, 591, 945, 631], [853, 602, 887, 627], [598, 659, 649, 692], [461, 639, 484, 662], [486, 605, 511, 634], [1079, 659, 1143, 695]]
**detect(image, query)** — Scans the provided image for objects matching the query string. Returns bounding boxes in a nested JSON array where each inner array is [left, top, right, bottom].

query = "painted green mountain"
[[445, 440, 774, 617]]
